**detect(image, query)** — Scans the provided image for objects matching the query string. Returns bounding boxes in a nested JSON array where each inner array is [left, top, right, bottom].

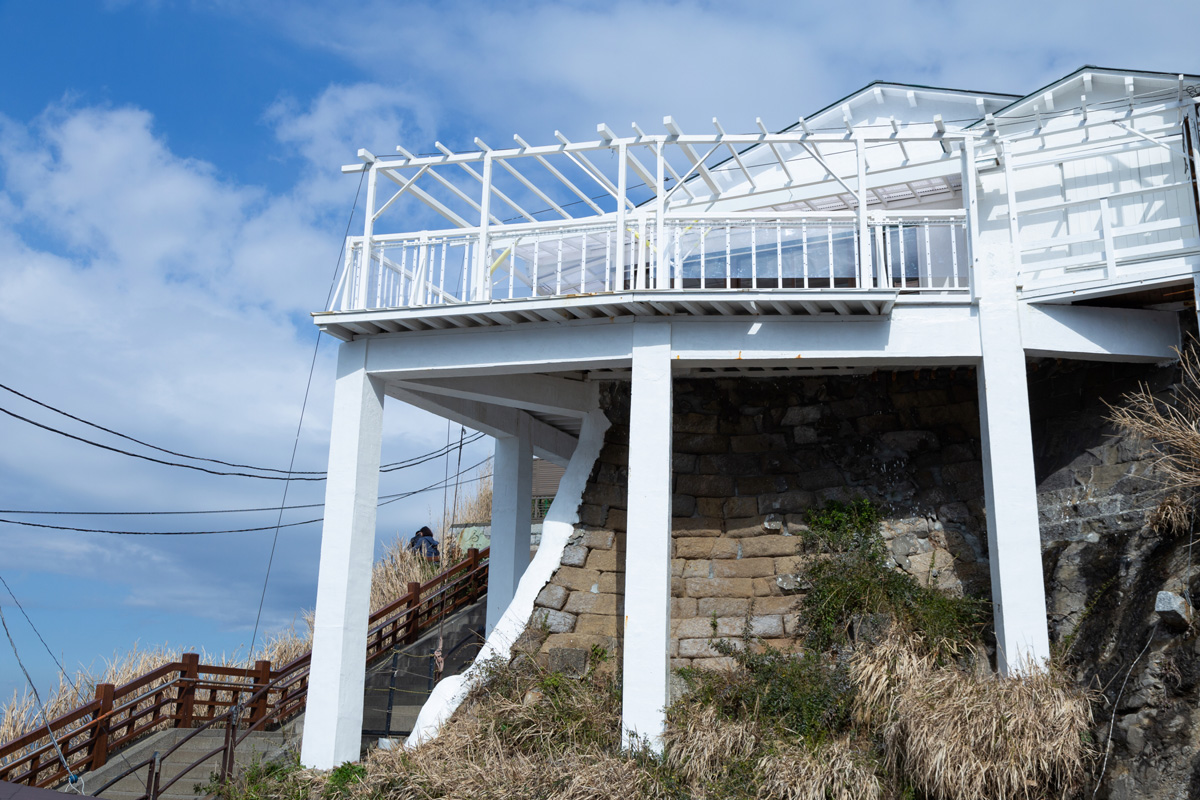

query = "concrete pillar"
[[486, 417, 533, 636], [300, 340, 385, 769], [975, 243, 1051, 674], [621, 323, 673, 751]]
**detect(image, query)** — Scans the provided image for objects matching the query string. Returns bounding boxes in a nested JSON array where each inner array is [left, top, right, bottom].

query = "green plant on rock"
[[801, 499, 985, 651]]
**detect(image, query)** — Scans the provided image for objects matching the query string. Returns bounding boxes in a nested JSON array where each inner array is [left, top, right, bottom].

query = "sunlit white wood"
[[621, 323, 673, 752], [755, 117, 796, 182], [714, 117, 757, 188], [437, 142, 535, 223], [514, 134, 604, 214], [665, 116, 720, 194], [477, 137, 571, 219]]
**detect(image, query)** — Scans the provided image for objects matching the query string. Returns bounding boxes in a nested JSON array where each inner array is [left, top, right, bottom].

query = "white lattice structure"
[[301, 66, 1200, 768]]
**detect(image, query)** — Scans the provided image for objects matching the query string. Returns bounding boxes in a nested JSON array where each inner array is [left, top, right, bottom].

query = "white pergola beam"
[[478, 137, 572, 219], [436, 141, 537, 223], [396, 374, 597, 417], [376, 166, 471, 229], [397, 145, 499, 225], [1019, 304, 1180, 361], [389, 385, 577, 465], [664, 115, 721, 194], [514, 134, 604, 215]]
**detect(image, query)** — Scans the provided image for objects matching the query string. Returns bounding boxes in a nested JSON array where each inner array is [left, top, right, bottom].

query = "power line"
[[0, 456, 493, 535], [0, 404, 325, 481], [0, 382, 322, 475]]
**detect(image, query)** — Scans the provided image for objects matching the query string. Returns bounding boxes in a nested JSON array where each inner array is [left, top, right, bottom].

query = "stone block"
[[599, 572, 621, 594], [685, 577, 755, 597], [672, 597, 698, 618], [561, 544, 589, 567], [723, 497, 761, 517], [535, 583, 569, 611], [751, 596, 800, 615], [724, 516, 767, 538], [758, 491, 816, 515], [564, 592, 622, 616], [585, 548, 622, 573], [793, 468, 844, 491], [532, 608, 577, 634], [712, 557, 775, 578], [554, 566, 602, 592], [781, 405, 821, 426], [752, 577, 781, 596], [1156, 591, 1192, 631], [605, 507, 627, 531], [731, 433, 787, 453], [542, 633, 619, 655], [672, 517, 723, 537], [672, 558, 685, 577], [575, 613, 621, 637], [783, 515, 810, 536], [679, 638, 744, 658], [671, 494, 697, 518], [577, 503, 607, 527], [855, 414, 899, 435], [773, 555, 805, 574], [741, 535, 802, 557], [698, 597, 751, 617], [775, 573, 811, 594], [579, 528, 614, 550], [683, 560, 712, 579], [674, 433, 729, 454], [674, 453, 698, 473], [687, 656, 739, 671], [548, 647, 590, 677], [698, 453, 761, 475], [599, 444, 629, 465], [675, 537, 718, 559], [674, 617, 729, 638], [676, 412, 719, 434], [676, 474, 737, 498], [738, 475, 787, 495], [755, 638, 799, 653]]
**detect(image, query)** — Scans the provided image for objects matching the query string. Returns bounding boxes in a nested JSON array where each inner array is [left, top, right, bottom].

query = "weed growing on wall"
[[801, 500, 986, 650]]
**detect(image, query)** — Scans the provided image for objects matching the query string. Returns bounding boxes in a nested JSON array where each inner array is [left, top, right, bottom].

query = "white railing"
[[329, 212, 970, 312]]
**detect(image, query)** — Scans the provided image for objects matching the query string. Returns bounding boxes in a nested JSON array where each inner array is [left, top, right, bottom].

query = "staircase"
[[0, 549, 490, 799]]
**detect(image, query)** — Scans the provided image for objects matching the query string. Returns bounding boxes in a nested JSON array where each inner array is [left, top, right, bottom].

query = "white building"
[[299, 66, 1200, 768]]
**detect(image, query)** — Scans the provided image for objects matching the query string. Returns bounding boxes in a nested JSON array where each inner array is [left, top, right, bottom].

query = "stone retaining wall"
[[533, 370, 995, 669]]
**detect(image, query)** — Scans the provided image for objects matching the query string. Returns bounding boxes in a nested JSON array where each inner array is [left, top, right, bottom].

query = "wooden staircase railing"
[[0, 547, 488, 792]]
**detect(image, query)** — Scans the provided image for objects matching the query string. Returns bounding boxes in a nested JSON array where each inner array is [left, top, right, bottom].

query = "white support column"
[[855, 137, 871, 288], [975, 243, 1051, 675], [616, 142, 628, 289], [300, 340, 385, 769], [486, 417, 533, 636], [358, 165, 378, 309], [622, 323, 673, 751]]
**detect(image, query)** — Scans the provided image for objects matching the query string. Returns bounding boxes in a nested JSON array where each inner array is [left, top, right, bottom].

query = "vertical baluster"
[[725, 224, 732, 289], [951, 223, 960, 289], [826, 220, 834, 288], [374, 244, 384, 308], [776, 223, 783, 288], [556, 236, 563, 296], [852, 224, 860, 289], [533, 237, 540, 296], [604, 230, 612, 292], [437, 241, 447, 304], [751, 225, 758, 289], [923, 220, 933, 289], [508, 241, 515, 299], [460, 243, 470, 302], [580, 231, 588, 293], [674, 225, 682, 289], [700, 229, 707, 289], [899, 223, 907, 289], [802, 221, 809, 288]]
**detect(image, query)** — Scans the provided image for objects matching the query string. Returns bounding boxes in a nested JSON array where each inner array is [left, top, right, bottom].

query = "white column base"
[[300, 340, 385, 769], [621, 323, 673, 751]]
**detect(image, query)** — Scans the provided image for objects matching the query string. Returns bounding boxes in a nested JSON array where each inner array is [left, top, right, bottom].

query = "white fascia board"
[[389, 385, 577, 465], [366, 317, 635, 377], [395, 374, 598, 417], [1019, 303, 1180, 362], [669, 304, 982, 365], [980, 68, 1199, 126]]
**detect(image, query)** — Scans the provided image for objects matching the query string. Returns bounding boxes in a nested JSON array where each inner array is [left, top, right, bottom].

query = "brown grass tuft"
[[755, 739, 882, 800], [852, 633, 1094, 800], [662, 705, 758, 788]]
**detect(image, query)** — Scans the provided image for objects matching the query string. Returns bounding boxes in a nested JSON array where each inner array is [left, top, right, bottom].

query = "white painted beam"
[[621, 323, 673, 752], [487, 419, 533, 635], [397, 374, 598, 417], [1020, 304, 1180, 362], [389, 384, 577, 465], [975, 244, 1051, 674], [301, 341, 385, 769]]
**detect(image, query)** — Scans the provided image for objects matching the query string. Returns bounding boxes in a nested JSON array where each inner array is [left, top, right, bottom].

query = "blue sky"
[[0, 0, 1195, 705]]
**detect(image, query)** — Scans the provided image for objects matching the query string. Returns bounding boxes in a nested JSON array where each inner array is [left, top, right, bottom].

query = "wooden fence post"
[[405, 582, 421, 644], [249, 660, 271, 726], [90, 683, 115, 769], [176, 653, 200, 728]]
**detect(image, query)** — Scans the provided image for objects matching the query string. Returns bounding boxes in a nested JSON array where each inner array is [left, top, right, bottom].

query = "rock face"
[[526, 353, 1200, 797]]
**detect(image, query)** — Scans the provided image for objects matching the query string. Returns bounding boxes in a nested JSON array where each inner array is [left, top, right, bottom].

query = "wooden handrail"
[[0, 546, 490, 789]]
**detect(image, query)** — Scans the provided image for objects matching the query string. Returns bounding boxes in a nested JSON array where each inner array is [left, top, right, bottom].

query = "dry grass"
[[1108, 342, 1200, 533], [662, 705, 757, 788], [755, 739, 882, 800], [852, 633, 1095, 800]]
